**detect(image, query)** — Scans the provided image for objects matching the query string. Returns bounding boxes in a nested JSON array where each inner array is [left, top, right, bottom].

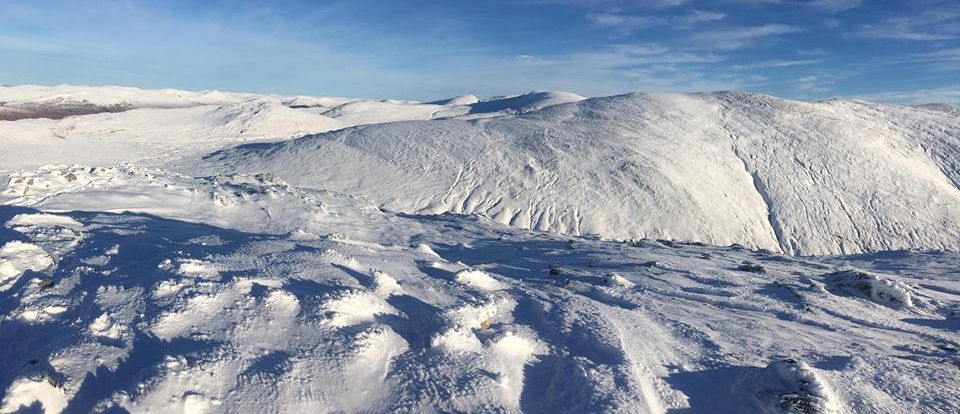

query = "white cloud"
[[808, 0, 862, 13], [720, 0, 857, 12], [506, 0, 687, 9], [453, 42, 751, 97], [730, 59, 822, 70], [681, 10, 727, 24], [853, 26, 952, 41], [588, 9, 725, 32], [849, 8, 960, 41], [794, 75, 834, 93], [589, 13, 659, 30], [0, 35, 66, 55], [688, 24, 802, 50], [851, 86, 960, 105], [912, 48, 960, 62], [796, 48, 827, 56]]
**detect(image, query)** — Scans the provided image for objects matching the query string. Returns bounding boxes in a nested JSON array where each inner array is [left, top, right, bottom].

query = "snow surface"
[[0, 85, 959, 413], [0, 241, 53, 292], [195, 91, 960, 255], [0, 85, 579, 170]]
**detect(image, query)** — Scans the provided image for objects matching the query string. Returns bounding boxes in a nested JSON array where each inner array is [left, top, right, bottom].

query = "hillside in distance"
[[194, 92, 960, 256], [0, 85, 584, 168]]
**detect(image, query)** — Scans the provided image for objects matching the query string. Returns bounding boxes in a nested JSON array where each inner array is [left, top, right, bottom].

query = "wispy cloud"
[[912, 47, 960, 62], [0, 35, 66, 55], [721, 0, 858, 12], [848, 8, 960, 41], [589, 13, 660, 30], [808, 0, 861, 13], [683, 10, 728, 24], [506, 0, 687, 9], [568, 44, 727, 65], [687, 24, 802, 50], [730, 59, 822, 70], [796, 48, 827, 56], [0, 0, 956, 103], [794, 75, 835, 93], [588, 9, 725, 32], [850, 85, 960, 105], [462, 43, 753, 96]]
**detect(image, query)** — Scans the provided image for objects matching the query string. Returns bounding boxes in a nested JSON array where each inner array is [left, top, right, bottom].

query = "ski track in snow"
[[0, 85, 958, 413]]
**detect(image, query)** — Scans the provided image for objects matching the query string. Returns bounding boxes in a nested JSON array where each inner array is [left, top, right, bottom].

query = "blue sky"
[[0, 0, 957, 103]]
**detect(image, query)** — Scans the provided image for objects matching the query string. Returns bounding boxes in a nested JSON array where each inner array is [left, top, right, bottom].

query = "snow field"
[[0, 85, 959, 412], [9, 194, 960, 412]]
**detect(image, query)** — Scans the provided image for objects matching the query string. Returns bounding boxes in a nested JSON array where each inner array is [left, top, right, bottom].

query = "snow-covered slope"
[[0, 101, 346, 169], [914, 103, 960, 116], [0, 85, 585, 170], [315, 99, 454, 125], [0, 165, 958, 413], [305, 91, 584, 125], [467, 91, 586, 115], [0, 84, 259, 121], [428, 94, 480, 106], [197, 92, 960, 255], [2, 85, 960, 413], [1, 84, 581, 124]]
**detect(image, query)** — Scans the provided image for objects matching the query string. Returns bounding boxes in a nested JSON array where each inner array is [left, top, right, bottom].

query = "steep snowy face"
[[715, 93, 960, 255], [196, 92, 960, 255]]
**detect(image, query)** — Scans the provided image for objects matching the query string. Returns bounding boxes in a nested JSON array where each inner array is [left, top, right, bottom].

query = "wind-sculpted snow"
[[0, 172, 958, 412], [2, 85, 960, 412], [197, 92, 960, 255]]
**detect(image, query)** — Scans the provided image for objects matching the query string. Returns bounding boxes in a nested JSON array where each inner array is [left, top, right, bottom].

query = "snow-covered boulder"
[[738, 358, 841, 414], [824, 270, 915, 308]]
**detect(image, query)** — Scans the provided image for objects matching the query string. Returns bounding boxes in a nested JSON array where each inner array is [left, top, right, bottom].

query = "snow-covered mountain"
[[0, 84, 261, 121], [0, 85, 584, 169], [1, 85, 959, 413], [197, 91, 960, 255]]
